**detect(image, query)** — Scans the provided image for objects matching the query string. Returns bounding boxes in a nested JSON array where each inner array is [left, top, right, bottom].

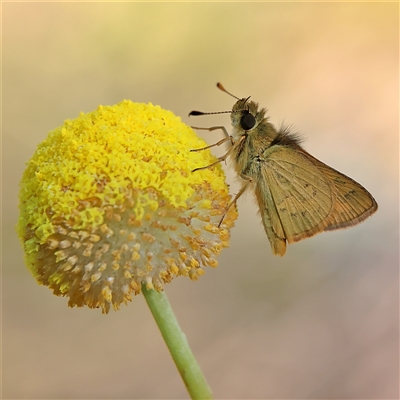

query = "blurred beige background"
[[3, 2, 398, 399]]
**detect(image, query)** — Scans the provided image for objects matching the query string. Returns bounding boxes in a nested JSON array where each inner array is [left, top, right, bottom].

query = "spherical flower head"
[[17, 100, 237, 313]]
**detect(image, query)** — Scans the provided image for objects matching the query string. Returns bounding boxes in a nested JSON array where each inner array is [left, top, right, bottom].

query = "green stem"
[[142, 284, 213, 400]]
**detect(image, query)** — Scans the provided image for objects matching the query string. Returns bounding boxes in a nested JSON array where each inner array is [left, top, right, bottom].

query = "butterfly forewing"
[[258, 146, 335, 246], [304, 152, 378, 230]]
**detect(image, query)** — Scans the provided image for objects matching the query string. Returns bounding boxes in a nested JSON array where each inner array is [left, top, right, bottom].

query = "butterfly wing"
[[301, 151, 378, 230], [250, 145, 334, 255], [253, 145, 376, 255]]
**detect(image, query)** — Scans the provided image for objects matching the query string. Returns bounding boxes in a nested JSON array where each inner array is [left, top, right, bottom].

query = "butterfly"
[[189, 83, 378, 256]]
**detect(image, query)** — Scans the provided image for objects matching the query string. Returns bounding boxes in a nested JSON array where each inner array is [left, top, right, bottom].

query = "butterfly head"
[[230, 97, 267, 138], [188, 83, 268, 140]]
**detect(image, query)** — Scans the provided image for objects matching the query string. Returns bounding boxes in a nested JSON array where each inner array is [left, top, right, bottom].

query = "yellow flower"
[[17, 100, 237, 313]]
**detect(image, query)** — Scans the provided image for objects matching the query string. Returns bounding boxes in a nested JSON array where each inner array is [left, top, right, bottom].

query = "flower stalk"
[[142, 285, 213, 400]]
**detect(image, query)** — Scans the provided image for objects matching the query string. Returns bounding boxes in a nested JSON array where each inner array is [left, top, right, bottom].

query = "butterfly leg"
[[218, 176, 252, 227], [190, 136, 231, 153], [190, 127, 236, 172], [191, 126, 234, 152], [190, 125, 233, 144], [192, 155, 230, 172]]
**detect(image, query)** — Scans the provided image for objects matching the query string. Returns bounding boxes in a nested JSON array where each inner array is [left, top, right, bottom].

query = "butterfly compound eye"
[[240, 112, 256, 131]]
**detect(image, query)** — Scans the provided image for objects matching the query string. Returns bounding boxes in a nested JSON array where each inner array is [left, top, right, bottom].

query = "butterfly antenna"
[[216, 82, 240, 100], [189, 109, 231, 117], [188, 83, 243, 117]]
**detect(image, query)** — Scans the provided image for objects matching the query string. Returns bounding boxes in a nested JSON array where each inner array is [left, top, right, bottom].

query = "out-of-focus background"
[[3, 2, 398, 399]]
